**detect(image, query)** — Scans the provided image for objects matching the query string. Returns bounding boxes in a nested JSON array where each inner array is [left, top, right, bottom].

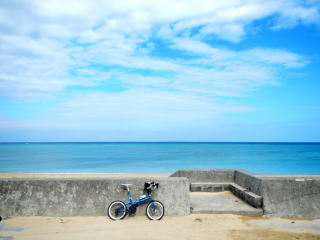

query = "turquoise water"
[[0, 142, 320, 174]]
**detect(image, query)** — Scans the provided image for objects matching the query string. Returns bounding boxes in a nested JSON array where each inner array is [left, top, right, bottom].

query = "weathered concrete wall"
[[0, 177, 190, 217], [2, 170, 320, 218], [259, 177, 320, 218], [170, 169, 235, 183]]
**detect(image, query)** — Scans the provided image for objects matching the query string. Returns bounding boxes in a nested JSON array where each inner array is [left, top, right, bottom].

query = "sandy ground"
[[0, 173, 169, 179], [1, 214, 320, 240]]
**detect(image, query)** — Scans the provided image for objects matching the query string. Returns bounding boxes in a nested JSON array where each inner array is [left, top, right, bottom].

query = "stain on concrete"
[[230, 228, 320, 240], [248, 218, 320, 233], [0, 224, 24, 232], [0, 236, 14, 240]]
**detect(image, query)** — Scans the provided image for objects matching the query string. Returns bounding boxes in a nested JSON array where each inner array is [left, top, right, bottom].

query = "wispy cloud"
[[1, 0, 317, 98], [0, 0, 318, 134]]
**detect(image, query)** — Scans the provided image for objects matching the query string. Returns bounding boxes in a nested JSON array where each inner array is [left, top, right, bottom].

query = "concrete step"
[[190, 182, 262, 208], [190, 191, 263, 217], [190, 182, 231, 192], [229, 183, 262, 209]]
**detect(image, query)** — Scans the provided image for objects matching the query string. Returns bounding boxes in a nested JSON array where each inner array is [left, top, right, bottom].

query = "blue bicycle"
[[107, 181, 164, 220]]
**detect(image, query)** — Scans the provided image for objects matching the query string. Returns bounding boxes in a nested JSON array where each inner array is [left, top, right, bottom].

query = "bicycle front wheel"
[[146, 200, 164, 220], [107, 201, 127, 220]]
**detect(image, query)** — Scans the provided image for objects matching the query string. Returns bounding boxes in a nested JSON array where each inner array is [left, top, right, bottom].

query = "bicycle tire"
[[107, 200, 127, 220], [146, 200, 164, 220]]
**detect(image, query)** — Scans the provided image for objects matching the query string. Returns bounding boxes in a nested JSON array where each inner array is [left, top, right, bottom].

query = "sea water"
[[0, 142, 319, 174]]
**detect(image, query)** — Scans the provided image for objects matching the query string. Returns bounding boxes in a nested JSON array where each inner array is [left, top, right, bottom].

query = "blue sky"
[[0, 0, 319, 142]]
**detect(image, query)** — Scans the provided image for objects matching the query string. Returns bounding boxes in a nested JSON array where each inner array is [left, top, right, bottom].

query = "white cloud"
[[244, 48, 308, 68], [271, 1, 320, 30], [171, 38, 225, 56], [0, 0, 319, 141], [2, 0, 319, 40], [0, 0, 317, 99]]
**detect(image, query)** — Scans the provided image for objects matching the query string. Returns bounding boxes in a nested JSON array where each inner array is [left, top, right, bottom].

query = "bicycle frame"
[[127, 189, 153, 206]]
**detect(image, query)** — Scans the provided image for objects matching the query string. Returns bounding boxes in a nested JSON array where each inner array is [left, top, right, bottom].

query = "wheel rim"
[[147, 202, 163, 220], [109, 202, 126, 220]]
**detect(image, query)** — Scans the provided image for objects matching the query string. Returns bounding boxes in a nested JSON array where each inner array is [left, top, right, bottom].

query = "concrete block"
[[260, 178, 320, 218], [190, 183, 231, 192], [229, 183, 262, 208], [0, 177, 190, 217]]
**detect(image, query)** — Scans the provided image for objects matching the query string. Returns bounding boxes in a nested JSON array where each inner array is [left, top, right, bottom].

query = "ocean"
[[0, 142, 320, 174]]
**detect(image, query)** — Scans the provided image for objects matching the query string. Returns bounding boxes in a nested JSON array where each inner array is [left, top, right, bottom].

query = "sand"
[[1, 214, 320, 240]]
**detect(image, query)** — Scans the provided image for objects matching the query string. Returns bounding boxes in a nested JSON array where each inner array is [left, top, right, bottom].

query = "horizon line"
[[1, 141, 320, 144]]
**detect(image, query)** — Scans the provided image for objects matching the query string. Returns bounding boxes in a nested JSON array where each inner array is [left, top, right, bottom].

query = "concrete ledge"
[[190, 182, 231, 192], [170, 169, 235, 183], [0, 177, 190, 217], [191, 209, 263, 216], [229, 183, 262, 208]]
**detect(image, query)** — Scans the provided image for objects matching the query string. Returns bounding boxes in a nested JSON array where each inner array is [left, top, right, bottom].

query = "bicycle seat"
[[121, 184, 132, 190]]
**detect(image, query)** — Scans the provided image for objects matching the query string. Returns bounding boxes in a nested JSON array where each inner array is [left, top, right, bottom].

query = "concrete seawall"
[[1, 170, 320, 218], [0, 177, 190, 217], [171, 169, 320, 218]]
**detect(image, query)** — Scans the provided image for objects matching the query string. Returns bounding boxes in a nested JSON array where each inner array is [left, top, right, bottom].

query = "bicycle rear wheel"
[[107, 201, 127, 220], [146, 200, 164, 220]]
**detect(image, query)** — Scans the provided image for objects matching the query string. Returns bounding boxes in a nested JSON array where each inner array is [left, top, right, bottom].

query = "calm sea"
[[0, 142, 320, 174]]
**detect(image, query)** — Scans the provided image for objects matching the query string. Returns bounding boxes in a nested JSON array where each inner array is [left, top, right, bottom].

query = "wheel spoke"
[[108, 201, 127, 220], [146, 201, 164, 220]]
